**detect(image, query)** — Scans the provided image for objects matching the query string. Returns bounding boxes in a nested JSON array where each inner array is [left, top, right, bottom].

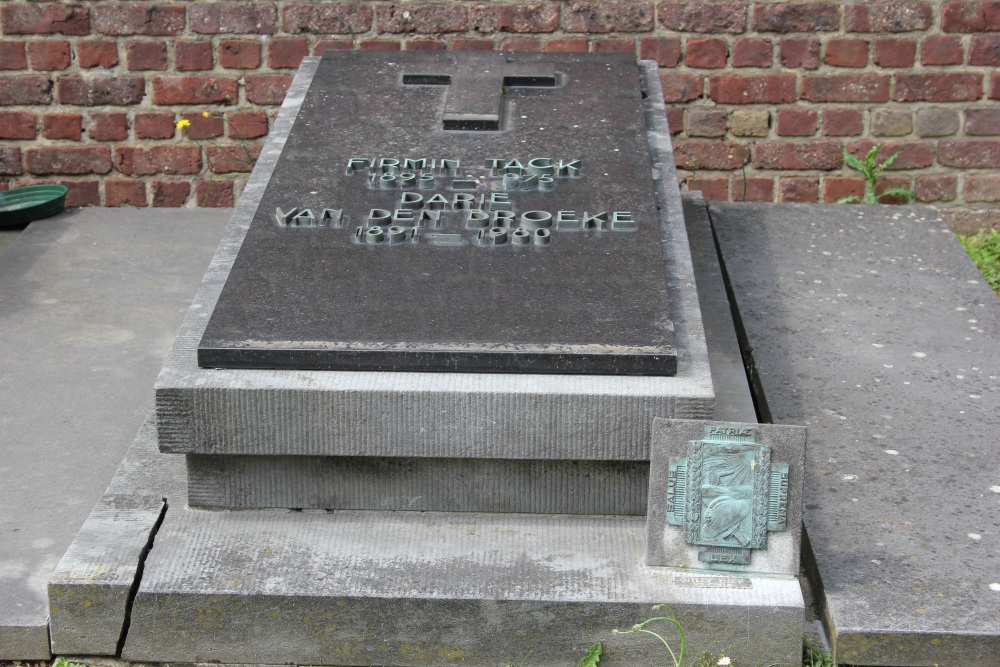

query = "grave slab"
[[0, 208, 228, 660], [155, 57, 715, 514], [711, 202, 1000, 666]]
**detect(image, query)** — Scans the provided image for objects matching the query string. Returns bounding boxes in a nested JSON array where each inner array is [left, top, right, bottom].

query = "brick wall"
[[1, 1, 998, 229]]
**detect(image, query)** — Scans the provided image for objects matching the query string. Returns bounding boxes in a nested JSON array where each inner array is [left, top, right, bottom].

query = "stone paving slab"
[[122, 506, 803, 666], [711, 202, 1000, 667], [0, 208, 229, 659]]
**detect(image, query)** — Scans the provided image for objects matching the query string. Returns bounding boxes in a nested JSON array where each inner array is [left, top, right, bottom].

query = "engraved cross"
[[403, 53, 556, 131]]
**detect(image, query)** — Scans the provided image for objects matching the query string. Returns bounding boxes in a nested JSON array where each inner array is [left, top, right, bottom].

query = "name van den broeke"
[[273, 158, 639, 243]]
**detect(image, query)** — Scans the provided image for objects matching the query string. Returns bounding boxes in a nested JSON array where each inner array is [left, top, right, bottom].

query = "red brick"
[[134, 113, 175, 140], [755, 3, 840, 32], [779, 177, 819, 203], [753, 141, 843, 170], [377, 5, 468, 34], [686, 108, 728, 137], [825, 38, 868, 68], [894, 73, 983, 102], [802, 74, 890, 103], [245, 75, 292, 104], [674, 141, 747, 170], [225, 111, 267, 140], [966, 108, 1000, 135], [776, 108, 817, 136], [179, 112, 225, 140], [0, 75, 52, 105], [964, 175, 1000, 202], [1, 4, 89, 35], [27, 41, 71, 71], [0, 41, 26, 70], [686, 39, 727, 68], [686, 176, 728, 201], [869, 142, 934, 168], [175, 41, 213, 71], [206, 144, 263, 173], [875, 176, 914, 205], [969, 35, 1000, 65], [845, 2, 933, 32], [360, 41, 401, 51], [77, 41, 118, 69], [915, 175, 957, 202], [708, 73, 796, 104], [196, 179, 235, 207], [405, 40, 446, 51], [88, 113, 128, 141], [563, 2, 653, 33], [58, 77, 145, 106], [42, 113, 82, 141], [992, 72, 1000, 99], [942, 1, 1000, 32], [660, 74, 702, 102], [473, 5, 560, 33], [824, 176, 865, 202], [0, 147, 23, 175], [152, 180, 191, 207], [822, 109, 863, 137], [152, 76, 237, 105], [190, 3, 278, 34], [92, 4, 185, 36], [283, 4, 372, 34], [500, 38, 541, 52], [105, 179, 147, 207], [921, 36, 964, 65], [61, 180, 101, 207], [874, 39, 917, 67], [734, 176, 774, 202], [127, 42, 168, 71], [657, 2, 747, 33], [593, 39, 635, 54], [115, 146, 201, 176], [666, 108, 684, 135], [547, 38, 589, 53], [26, 147, 111, 175], [220, 40, 261, 69], [939, 140, 1000, 167], [451, 39, 494, 51], [732, 38, 772, 67], [268, 38, 309, 68], [640, 38, 681, 66], [0, 111, 35, 139], [314, 40, 355, 54], [780, 37, 819, 69]]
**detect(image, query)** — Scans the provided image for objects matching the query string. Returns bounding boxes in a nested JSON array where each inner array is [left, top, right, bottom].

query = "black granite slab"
[[199, 52, 677, 374]]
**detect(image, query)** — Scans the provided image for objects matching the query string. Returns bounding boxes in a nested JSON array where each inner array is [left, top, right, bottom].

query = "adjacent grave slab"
[[647, 419, 805, 576], [0, 208, 228, 660], [711, 202, 1000, 667], [155, 57, 714, 513]]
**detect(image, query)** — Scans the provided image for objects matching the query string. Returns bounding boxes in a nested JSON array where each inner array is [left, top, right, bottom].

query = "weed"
[[959, 228, 1000, 296], [611, 604, 686, 667], [579, 642, 603, 666], [802, 635, 836, 667], [176, 110, 260, 206], [837, 144, 914, 205]]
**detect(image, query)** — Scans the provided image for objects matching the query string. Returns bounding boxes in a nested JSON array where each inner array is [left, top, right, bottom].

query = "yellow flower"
[[176, 118, 191, 129], [202, 111, 210, 117]]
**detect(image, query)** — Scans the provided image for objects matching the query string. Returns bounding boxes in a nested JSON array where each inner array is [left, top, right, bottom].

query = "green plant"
[[802, 635, 836, 667], [959, 228, 1000, 296], [579, 642, 603, 666], [837, 144, 915, 205], [52, 659, 89, 667], [611, 604, 686, 667]]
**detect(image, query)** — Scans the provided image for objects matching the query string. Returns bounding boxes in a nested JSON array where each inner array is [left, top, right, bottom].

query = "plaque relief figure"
[[699, 448, 755, 547]]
